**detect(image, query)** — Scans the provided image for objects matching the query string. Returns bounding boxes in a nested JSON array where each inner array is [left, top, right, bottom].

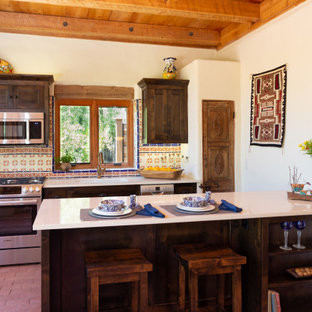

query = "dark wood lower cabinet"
[[43, 183, 197, 199], [43, 185, 141, 199], [173, 183, 197, 194]]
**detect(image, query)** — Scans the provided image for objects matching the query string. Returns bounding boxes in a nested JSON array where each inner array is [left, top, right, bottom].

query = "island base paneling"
[[231, 218, 267, 312], [42, 221, 233, 312], [42, 216, 312, 312]]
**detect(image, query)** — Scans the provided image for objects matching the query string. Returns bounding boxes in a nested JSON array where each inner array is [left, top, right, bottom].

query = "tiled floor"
[[0, 264, 41, 312]]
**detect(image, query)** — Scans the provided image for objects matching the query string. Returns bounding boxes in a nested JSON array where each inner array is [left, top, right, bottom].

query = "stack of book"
[[268, 290, 281, 312]]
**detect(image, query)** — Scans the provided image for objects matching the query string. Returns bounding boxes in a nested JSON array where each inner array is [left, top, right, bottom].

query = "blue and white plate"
[[92, 206, 132, 217], [176, 202, 215, 212]]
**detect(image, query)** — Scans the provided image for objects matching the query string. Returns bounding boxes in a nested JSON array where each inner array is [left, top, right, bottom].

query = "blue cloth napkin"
[[136, 203, 165, 218], [219, 199, 242, 213]]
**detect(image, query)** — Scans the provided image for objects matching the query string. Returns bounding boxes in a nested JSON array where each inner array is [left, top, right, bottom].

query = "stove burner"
[[0, 177, 45, 185], [29, 179, 41, 184], [5, 179, 18, 185]]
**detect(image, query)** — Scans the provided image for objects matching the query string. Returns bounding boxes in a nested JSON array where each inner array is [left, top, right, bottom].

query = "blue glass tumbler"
[[279, 221, 293, 250], [293, 220, 306, 249]]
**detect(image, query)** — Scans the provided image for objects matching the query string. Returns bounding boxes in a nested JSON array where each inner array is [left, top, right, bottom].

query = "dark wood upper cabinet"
[[0, 74, 53, 111], [138, 78, 189, 144], [0, 83, 46, 110], [0, 74, 54, 144]]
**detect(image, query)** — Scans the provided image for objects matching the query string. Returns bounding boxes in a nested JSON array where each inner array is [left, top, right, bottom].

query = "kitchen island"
[[34, 191, 312, 312]]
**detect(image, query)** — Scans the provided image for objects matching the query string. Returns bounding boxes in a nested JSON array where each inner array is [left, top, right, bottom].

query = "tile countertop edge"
[[43, 176, 200, 188], [33, 191, 312, 231]]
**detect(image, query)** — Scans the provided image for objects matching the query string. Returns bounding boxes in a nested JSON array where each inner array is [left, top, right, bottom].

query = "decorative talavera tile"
[[0, 97, 183, 178]]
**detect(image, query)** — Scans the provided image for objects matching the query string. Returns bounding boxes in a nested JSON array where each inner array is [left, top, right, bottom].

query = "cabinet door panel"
[[167, 88, 187, 142], [174, 183, 197, 194], [13, 84, 45, 110], [43, 188, 67, 199], [154, 88, 167, 141], [0, 85, 13, 109], [68, 185, 140, 198]]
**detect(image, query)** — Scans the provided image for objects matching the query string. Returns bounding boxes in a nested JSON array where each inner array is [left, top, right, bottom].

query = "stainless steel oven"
[[0, 112, 44, 145], [0, 177, 44, 266]]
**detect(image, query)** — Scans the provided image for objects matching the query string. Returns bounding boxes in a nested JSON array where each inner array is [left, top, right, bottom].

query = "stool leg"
[[232, 267, 242, 312], [132, 280, 139, 312], [217, 274, 225, 311], [88, 275, 99, 312], [178, 262, 186, 312], [139, 272, 149, 312], [189, 270, 198, 312]]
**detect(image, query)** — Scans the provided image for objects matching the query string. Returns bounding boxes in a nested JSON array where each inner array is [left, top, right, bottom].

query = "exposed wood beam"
[[0, 11, 220, 48], [8, 0, 260, 23], [219, 22, 252, 48], [218, 0, 306, 49]]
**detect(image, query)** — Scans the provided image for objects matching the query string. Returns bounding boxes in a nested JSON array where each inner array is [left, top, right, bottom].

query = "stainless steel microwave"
[[0, 112, 44, 145]]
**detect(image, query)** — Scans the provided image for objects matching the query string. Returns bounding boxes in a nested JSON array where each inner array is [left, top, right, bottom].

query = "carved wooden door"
[[202, 100, 235, 192]]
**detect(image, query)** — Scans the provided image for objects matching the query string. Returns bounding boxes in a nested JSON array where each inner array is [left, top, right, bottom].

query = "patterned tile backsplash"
[[0, 98, 182, 178]]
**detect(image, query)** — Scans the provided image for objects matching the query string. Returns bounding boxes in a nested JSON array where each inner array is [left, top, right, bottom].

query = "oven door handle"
[[0, 199, 38, 206]]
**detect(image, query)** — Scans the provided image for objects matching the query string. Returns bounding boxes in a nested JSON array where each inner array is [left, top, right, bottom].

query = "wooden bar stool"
[[84, 248, 153, 312], [174, 244, 246, 312]]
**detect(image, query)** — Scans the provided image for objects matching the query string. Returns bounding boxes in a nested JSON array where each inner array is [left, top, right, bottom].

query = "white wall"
[[180, 60, 241, 188], [217, 1, 312, 191], [0, 32, 217, 99]]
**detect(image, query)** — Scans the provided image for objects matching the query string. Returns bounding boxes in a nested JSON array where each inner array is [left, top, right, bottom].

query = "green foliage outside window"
[[60, 105, 127, 164], [60, 106, 90, 163], [99, 106, 127, 163]]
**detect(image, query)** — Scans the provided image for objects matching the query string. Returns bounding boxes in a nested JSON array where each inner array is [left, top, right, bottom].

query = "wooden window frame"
[[55, 98, 134, 170]]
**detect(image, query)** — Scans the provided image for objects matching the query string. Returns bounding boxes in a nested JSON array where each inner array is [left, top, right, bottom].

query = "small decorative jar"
[[0, 59, 13, 74], [130, 194, 136, 208], [162, 57, 177, 79], [205, 191, 212, 202], [291, 184, 305, 193]]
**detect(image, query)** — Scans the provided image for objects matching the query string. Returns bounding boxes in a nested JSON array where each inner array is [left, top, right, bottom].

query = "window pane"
[[60, 106, 90, 163], [98, 107, 127, 163]]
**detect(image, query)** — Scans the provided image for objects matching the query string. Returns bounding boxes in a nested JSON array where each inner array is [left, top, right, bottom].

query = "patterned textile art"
[[250, 64, 287, 147]]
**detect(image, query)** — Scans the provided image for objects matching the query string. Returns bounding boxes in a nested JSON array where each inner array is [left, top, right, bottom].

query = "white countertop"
[[33, 191, 312, 231], [43, 176, 199, 188]]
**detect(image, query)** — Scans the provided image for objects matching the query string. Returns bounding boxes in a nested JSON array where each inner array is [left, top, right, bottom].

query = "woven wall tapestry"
[[250, 64, 287, 147]]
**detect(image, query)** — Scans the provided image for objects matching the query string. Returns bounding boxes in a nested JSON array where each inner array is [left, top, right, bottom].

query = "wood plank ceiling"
[[0, 0, 307, 50]]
